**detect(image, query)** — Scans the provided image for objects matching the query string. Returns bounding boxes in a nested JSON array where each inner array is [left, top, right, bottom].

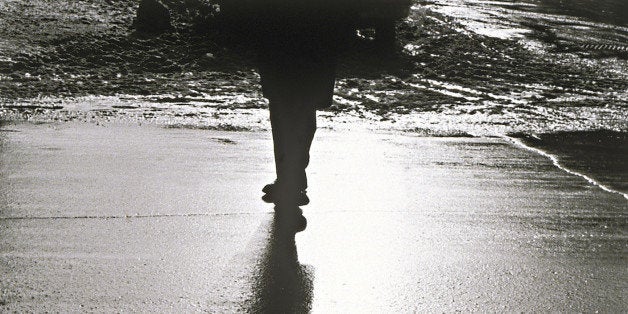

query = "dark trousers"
[[255, 14, 348, 196], [258, 40, 337, 194], [268, 96, 317, 191]]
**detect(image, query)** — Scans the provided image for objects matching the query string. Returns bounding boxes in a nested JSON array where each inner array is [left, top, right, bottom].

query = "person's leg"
[[268, 96, 316, 203], [258, 20, 340, 205], [281, 99, 316, 192], [269, 99, 287, 188]]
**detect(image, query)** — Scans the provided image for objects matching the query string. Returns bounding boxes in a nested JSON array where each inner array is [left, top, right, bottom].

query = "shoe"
[[262, 190, 310, 206], [262, 182, 310, 206], [263, 181, 306, 194]]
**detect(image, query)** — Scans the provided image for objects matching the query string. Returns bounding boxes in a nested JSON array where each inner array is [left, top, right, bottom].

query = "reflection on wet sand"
[[249, 210, 313, 313]]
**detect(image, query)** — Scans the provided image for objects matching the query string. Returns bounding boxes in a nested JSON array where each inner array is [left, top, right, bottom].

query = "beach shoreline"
[[1, 0, 627, 311]]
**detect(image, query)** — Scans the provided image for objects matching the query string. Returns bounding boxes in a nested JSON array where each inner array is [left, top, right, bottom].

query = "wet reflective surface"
[[249, 211, 313, 313], [427, 0, 628, 46], [536, 0, 627, 27], [0, 123, 626, 311], [0, 0, 627, 311]]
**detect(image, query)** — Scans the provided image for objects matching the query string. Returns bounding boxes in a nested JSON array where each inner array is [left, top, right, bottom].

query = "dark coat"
[[220, 1, 355, 108]]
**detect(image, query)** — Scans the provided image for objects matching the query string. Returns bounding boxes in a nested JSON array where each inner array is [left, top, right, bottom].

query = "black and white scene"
[[0, 0, 626, 312]]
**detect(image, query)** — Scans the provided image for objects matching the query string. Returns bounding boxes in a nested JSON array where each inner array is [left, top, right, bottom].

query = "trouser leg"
[[269, 98, 317, 194]]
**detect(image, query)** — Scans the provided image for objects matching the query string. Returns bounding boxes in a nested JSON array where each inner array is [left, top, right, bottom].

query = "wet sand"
[[0, 122, 625, 312], [0, 0, 626, 311]]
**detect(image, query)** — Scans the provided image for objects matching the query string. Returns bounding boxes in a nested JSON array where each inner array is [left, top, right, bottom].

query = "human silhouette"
[[216, 1, 406, 207], [253, 3, 354, 207]]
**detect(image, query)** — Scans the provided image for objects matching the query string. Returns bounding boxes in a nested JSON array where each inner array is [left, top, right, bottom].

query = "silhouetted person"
[[215, 1, 408, 208], [254, 3, 354, 207]]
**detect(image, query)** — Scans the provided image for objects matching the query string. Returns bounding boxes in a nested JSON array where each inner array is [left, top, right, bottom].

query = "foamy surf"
[[503, 135, 628, 201]]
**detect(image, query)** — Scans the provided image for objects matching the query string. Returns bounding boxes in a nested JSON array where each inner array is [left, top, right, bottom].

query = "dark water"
[[536, 0, 628, 26], [513, 130, 628, 197]]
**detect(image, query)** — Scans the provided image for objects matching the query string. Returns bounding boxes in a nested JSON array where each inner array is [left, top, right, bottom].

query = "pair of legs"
[[254, 13, 346, 206], [268, 95, 317, 195], [258, 49, 337, 206]]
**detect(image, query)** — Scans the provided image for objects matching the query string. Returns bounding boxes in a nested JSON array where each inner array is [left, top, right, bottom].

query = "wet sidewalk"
[[0, 122, 626, 312]]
